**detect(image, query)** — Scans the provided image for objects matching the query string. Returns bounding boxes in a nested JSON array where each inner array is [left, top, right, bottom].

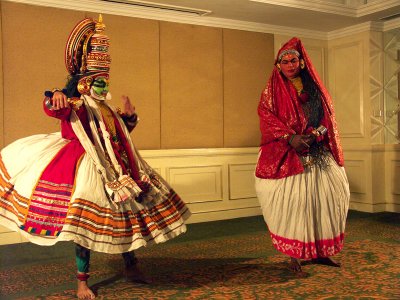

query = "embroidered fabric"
[[255, 37, 344, 179], [70, 95, 170, 206]]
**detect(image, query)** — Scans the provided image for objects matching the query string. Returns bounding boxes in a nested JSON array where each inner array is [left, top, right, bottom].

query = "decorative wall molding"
[[388, 159, 400, 195], [357, 0, 400, 17], [345, 160, 367, 194], [251, 0, 400, 18], [383, 28, 400, 144], [384, 17, 400, 32], [228, 164, 257, 200], [349, 201, 387, 213], [384, 146, 400, 213], [4, 0, 400, 41], [3, 0, 327, 39], [385, 202, 400, 212], [140, 147, 259, 158], [327, 19, 400, 40], [343, 145, 400, 214], [186, 206, 262, 224], [306, 46, 326, 83], [369, 30, 385, 144], [140, 147, 261, 223], [328, 21, 376, 40], [329, 40, 365, 138], [167, 165, 224, 203], [342, 144, 399, 152]]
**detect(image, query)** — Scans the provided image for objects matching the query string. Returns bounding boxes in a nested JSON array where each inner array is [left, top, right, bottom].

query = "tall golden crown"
[[65, 14, 111, 76]]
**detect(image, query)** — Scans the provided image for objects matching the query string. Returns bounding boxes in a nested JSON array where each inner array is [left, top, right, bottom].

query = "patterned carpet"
[[0, 211, 399, 299]]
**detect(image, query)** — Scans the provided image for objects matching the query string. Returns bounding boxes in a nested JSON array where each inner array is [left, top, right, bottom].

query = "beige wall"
[[224, 29, 274, 147], [328, 31, 400, 213], [0, 1, 398, 246], [328, 32, 371, 146], [0, 2, 274, 150], [2, 2, 85, 146], [160, 22, 224, 149]]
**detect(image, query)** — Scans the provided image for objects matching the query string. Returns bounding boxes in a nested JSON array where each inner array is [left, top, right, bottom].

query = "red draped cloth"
[[255, 37, 344, 179]]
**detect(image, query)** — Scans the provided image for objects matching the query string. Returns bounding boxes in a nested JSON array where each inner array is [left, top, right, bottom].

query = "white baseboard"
[[186, 206, 262, 224]]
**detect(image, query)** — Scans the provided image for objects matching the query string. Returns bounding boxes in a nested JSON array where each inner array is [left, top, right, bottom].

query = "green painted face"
[[91, 77, 109, 98]]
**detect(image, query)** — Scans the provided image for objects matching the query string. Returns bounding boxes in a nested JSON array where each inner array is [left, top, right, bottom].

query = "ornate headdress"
[[277, 49, 300, 62], [65, 15, 111, 95]]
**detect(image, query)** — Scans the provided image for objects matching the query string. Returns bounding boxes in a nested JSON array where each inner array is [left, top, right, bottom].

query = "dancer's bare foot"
[[288, 257, 308, 277], [124, 264, 151, 284], [312, 257, 341, 267], [77, 280, 95, 299], [289, 257, 302, 272]]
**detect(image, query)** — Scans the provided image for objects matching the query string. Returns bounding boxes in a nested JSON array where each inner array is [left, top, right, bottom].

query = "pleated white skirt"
[[0, 133, 190, 254], [255, 154, 350, 259]]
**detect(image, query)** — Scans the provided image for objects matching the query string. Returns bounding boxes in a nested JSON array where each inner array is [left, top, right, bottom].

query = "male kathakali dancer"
[[0, 15, 190, 299]]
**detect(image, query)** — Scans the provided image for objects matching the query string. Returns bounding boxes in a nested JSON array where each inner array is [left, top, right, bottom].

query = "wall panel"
[[223, 29, 274, 147], [390, 160, 400, 195], [168, 165, 223, 203], [2, 2, 84, 146], [160, 22, 223, 149], [143, 148, 262, 221], [229, 163, 257, 200], [343, 147, 373, 211], [329, 41, 365, 138], [344, 160, 367, 194], [385, 145, 400, 212]]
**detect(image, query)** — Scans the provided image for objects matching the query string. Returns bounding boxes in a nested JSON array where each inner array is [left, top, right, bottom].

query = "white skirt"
[[0, 133, 190, 254], [255, 154, 350, 259]]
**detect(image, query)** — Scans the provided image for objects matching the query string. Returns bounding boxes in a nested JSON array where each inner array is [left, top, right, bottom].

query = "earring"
[[276, 63, 281, 71], [300, 59, 305, 69], [77, 76, 93, 95]]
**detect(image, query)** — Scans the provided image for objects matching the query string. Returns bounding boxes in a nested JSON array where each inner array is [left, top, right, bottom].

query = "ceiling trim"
[[99, 0, 212, 16], [250, 0, 400, 18], [383, 17, 400, 32], [4, 0, 328, 39], [327, 17, 400, 39], [250, 0, 357, 17], [3, 0, 399, 40], [357, 0, 400, 17], [327, 21, 380, 39]]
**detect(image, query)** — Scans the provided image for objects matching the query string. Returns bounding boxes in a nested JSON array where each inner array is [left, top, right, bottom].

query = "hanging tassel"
[[105, 175, 142, 204], [137, 171, 170, 204]]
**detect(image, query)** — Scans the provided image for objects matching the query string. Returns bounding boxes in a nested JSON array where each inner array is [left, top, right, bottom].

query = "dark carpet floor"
[[0, 211, 399, 299]]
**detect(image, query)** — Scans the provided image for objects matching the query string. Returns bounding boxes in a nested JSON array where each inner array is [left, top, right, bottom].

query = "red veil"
[[255, 37, 344, 179]]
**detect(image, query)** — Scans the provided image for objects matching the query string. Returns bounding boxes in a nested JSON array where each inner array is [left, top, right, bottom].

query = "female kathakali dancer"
[[255, 37, 350, 275]]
